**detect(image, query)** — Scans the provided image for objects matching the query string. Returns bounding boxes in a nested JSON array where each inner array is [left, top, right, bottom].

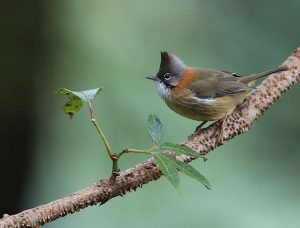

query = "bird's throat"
[[156, 81, 171, 101]]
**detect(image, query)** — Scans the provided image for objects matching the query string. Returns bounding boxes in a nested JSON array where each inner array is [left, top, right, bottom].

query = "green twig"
[[87, 100, 114, 159], [87, 100, 157, 174], [118, 146, 158, 158]]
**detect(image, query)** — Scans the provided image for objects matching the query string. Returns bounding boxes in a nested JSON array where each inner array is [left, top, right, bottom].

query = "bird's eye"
[[164, 73, 171, 80]]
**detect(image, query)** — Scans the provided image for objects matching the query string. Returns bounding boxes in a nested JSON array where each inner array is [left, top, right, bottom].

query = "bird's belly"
[[165, 93, 247, 121]]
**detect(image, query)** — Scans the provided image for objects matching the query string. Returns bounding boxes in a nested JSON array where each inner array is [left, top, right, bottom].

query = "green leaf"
[[147, 114, 163, 145], [159, 153, 211, 189], [73, 88, 102, 102], [153, 152, 179, 190], [160, 143, 207, 161], [56, 87, 102, 102], [55, 87, 102, 118]]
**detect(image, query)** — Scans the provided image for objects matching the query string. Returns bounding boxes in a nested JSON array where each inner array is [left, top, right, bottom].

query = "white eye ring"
[[164, 73, 171, 80]]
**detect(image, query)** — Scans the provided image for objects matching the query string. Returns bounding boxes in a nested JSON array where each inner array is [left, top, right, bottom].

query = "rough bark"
[[1, 48, 300, 228]]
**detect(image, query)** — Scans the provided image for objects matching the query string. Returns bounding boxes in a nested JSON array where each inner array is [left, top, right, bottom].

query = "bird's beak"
[[146, 76, 157, 81]]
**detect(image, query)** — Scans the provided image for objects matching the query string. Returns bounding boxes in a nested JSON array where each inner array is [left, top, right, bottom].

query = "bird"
[[146, 51, 289, 140]]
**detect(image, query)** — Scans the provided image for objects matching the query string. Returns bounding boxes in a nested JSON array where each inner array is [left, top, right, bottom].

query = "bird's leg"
[[215, 115, 228, 144], [196, 121, 208, 132]]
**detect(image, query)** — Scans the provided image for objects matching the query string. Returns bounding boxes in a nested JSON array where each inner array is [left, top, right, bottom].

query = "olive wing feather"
[[188, 68, 253, 99]]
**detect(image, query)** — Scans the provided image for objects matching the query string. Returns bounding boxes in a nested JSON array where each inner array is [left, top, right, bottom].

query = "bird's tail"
[[240, 66, 289, 84]]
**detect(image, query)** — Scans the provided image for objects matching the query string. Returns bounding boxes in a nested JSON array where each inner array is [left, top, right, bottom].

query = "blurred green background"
[[1, 0, 300, 227]]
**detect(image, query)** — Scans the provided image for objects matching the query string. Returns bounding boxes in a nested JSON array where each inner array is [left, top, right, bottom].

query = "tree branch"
[[1, 48, 300, 228]]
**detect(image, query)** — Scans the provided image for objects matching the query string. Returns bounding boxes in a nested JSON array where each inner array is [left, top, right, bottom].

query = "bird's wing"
[[220, 70, 241, 77], [188, 68, 253, 99]]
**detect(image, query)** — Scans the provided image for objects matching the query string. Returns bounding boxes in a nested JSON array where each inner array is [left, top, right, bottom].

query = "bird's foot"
[[195, 121, 208, 132], [215, 128, 224, 144], [215, 116, 227, 144]]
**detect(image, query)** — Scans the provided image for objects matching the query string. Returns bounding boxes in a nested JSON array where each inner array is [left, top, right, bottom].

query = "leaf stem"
[[118, 145, 158, 158], [87, 100, 114, 159]]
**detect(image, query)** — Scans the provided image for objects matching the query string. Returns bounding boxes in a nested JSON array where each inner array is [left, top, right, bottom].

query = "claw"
[[196, 121, 208, 132], [215, 116, 227, 144]]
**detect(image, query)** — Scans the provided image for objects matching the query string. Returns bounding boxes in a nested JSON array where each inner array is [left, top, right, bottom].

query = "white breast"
[[156, 81, 171, 101]]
